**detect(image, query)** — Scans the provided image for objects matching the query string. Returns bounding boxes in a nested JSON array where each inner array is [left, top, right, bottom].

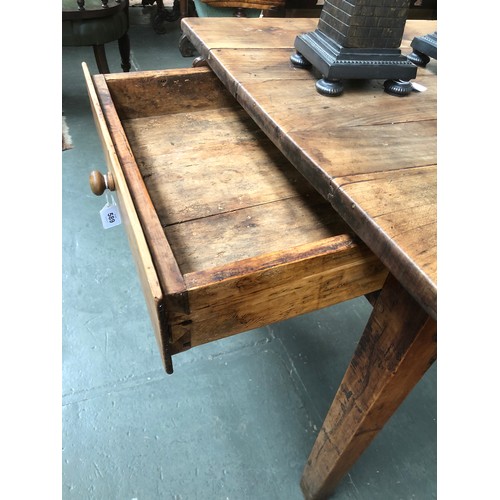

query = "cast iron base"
[[291, 30, 417, 97], [407, 32, 437, 68]]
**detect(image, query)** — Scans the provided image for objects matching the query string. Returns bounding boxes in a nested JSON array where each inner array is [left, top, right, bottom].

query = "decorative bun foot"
[[316, 78, 344, 96], [290, 52, 311, 69], [383, 79, 413, 97], [407, 50, 430, 68]]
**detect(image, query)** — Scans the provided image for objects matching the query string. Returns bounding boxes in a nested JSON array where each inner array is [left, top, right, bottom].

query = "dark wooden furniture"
[[84, 16, 436, 499], [142, 0, 191, 19], [62, 0, 131, 73], [141, 0, 186, 34]]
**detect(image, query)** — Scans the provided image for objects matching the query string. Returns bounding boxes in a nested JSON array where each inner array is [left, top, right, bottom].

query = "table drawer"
[[83, 64, 388, 373]]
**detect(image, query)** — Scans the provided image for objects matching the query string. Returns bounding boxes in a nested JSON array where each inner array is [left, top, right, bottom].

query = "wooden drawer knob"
[[89, 170, 115, 195]]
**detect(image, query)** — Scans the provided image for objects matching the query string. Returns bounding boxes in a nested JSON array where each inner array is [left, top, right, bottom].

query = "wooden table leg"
[[301, 273, 437, 499], [179, 0, 188, 18]]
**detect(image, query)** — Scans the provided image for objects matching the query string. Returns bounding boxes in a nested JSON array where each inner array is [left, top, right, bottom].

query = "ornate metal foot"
[[290, 52, 311, 69], [408, 31, 437, 68], [316, 78, 344, 97], [407, 49, 430, 68], [384, 79, 413, 97]]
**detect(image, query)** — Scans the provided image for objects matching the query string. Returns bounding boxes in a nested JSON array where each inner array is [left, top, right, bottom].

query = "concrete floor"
[[62, 6, 437, 499]]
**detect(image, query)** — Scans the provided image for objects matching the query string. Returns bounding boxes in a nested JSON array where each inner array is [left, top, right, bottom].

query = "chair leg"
[[93, 45, 110, 74], [118, 33, 131, 72]]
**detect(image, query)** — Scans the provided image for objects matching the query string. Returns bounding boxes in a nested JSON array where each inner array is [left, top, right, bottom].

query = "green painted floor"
[[62, 6, 436, 499]]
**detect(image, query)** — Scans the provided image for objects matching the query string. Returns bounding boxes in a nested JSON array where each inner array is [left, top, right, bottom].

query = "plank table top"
[[181, 17, 437, 320]]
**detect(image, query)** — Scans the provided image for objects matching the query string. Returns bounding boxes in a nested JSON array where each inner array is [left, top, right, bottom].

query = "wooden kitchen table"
[[180, 17, 437, 499]]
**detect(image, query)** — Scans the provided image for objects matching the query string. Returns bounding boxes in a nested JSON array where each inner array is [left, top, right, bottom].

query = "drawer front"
[[83, 63, 174, 373]]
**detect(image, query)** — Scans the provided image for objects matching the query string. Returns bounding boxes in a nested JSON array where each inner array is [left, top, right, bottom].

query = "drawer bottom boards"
[[85, 65, 388, 373]]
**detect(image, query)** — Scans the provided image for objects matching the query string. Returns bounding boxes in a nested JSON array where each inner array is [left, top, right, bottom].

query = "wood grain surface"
[[181, 18, 437, 319], [85, 21, 437, 496], [89, 66, 388, 360], [172, 235, 387, 349], [301, 273, 437, 499], [83, 63, 174, 372]]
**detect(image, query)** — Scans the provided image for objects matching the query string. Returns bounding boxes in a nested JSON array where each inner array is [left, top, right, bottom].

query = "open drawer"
[[83, 63, 388, 374]]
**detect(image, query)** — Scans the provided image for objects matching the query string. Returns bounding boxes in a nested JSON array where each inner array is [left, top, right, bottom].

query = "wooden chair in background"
[[62, 0, 131, 74]]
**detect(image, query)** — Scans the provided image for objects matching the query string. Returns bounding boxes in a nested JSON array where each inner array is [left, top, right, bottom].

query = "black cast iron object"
[[407, 31, 437, 67], [290, 0, 417, 97]]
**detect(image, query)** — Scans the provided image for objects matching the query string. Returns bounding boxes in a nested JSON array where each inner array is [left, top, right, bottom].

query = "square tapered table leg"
[[301, 273, 437, 499]]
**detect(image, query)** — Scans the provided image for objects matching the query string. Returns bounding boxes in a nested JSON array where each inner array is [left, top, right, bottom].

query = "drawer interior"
[[105, 68, 350, 274], [123, 98, 350, 275], [96, 67, 387, 370]]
